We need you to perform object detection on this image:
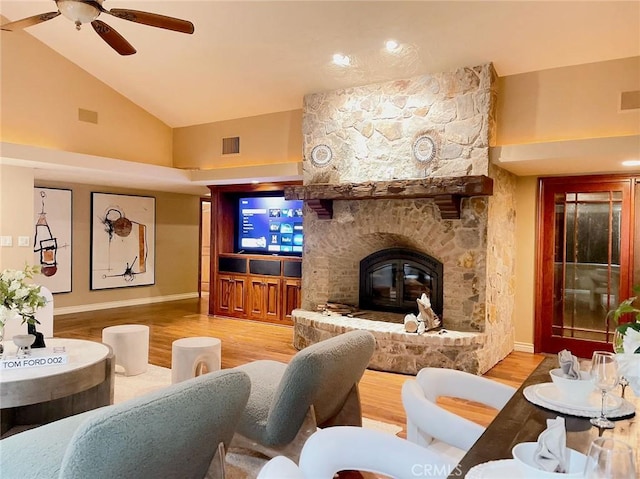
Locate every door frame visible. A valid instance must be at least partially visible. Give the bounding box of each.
[199,197,211,297]
[535,174,635,357]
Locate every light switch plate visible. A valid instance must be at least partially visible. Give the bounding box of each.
[18,236,30,247]
[0,236,12,247]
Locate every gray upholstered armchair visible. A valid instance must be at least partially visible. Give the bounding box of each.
[0,369,251,479]
[231,330,376,461]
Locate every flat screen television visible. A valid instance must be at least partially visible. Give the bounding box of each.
[237,196,304,255]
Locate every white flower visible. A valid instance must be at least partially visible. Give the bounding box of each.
[14,287,29,300]
[0,305,20,323]
[0,265,45,327]
[622,327,640,354]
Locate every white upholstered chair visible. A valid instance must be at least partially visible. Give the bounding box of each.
[257,426,454,479]
[3,285,54,340]
[401,367,516,466]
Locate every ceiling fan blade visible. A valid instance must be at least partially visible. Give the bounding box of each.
[106,9,194,34]
[91,20,136,56]
[1,12,60,31]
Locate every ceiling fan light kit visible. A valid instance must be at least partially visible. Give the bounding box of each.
[57,0,100,29]
[0,0,194,55]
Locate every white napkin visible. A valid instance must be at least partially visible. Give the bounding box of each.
[558,349,581,379]
[534,417,568,473]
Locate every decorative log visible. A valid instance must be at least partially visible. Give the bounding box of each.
[404,313,419,333]
[285,175,493,220]
[416,293,441,331]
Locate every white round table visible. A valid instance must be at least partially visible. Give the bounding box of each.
[0,338,115,436]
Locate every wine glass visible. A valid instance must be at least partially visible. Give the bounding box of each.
[583,437,636,478]
[612,328,629,397]
[590,351,619,429]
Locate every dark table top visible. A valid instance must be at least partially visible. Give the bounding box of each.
[449,355,639,478]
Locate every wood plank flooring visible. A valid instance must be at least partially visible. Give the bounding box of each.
[53,297,545,433]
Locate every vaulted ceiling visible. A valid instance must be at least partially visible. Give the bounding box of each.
[2,1,638,128]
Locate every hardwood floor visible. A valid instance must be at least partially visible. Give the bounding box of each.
[54,296,545,433]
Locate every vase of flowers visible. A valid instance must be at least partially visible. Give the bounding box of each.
[0,265,47,351]
[609,285,640,395]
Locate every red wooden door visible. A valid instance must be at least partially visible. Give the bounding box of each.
[537,175,634,358]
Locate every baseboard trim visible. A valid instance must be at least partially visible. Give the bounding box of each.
[514,341,535,354]
[54,292,200,316]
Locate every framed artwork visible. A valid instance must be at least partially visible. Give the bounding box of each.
[34,187,72,293]
[91,192,155,290]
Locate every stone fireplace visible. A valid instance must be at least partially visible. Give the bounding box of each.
[287,64,517,375]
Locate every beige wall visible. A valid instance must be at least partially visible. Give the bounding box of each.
[497,56,640,145]
[513,176,538,348]
[33,181,200,309]
[498,57,640,350]
[0,165,35,269]
[1,28,173,166]
[173,109,302,169]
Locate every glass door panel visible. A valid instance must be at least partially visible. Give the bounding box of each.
[403,263,433,302]
[370,263,397,303]
[552,192,621,343]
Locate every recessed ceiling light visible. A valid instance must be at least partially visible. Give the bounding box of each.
[332,53,351,67]
[385,39,400,52]
[622,160,640,167]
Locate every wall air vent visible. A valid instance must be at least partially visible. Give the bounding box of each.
[78,108,98,124]
[222,136,240,155]
[621,91,640,111]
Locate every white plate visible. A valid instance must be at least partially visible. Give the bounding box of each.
[523,384,636,418]
[465,459,525,478]
[534,383,621,412]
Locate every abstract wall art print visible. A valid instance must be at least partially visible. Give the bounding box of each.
[91,193,155,290]
[33,187,72,293]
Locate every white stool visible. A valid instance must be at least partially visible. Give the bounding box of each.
[101,324,149,376]
[171,337,222,384]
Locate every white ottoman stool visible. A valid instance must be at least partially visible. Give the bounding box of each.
[171,337,222,384]
[101,324,149,376]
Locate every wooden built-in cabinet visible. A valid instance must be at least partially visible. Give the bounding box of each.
[283,279,302,322]
[249,276,281,321]
[213,254,301,324]
[216,273,247,317]
[208,182,303,325]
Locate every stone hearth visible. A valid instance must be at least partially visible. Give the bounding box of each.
[294,64,517,375]
[293,310,485,374]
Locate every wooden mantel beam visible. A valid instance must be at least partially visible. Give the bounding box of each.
[284,175,493,220]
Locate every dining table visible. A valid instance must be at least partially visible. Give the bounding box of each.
[448,354,638,478]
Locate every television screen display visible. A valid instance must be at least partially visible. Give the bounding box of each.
[237,196,303,255]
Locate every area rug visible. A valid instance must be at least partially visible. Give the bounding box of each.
[114,364,403,478]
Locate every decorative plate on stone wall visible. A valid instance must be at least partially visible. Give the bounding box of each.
[310,144,333,167]
[412,135,437,163]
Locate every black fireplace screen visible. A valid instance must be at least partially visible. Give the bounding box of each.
[359,248,443,316]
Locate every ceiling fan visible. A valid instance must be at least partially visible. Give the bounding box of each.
[0,0,194,56]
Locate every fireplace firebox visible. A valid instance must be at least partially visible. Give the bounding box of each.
[359,248,443,317]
